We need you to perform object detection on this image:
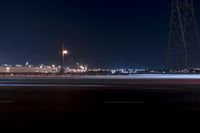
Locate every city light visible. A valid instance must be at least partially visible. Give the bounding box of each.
[80,65,84,70]
[52,64,55,68]
[6,67,10,71]
[63,50,68,55]
[6,67,10,72]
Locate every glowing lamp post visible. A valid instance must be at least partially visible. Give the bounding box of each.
[63,50,68,55]
[60,46,68,74]
[6,67,10,73]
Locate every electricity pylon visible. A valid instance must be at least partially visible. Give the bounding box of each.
[168,0,200,68]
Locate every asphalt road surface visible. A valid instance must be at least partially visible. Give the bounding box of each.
[0,75,200,132]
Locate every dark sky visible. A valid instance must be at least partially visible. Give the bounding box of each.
[0,0,200,68]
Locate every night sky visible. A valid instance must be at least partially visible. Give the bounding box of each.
[0,0,200,68]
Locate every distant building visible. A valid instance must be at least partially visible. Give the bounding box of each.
[15,64,22,67]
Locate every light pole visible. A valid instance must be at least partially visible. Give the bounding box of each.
[60,45,68,74]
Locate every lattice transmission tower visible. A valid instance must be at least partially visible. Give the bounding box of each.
[168,0,200,68]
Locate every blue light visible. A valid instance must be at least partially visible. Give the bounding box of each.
[129,74,200,79]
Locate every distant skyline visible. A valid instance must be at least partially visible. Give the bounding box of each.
[0,0,200,68]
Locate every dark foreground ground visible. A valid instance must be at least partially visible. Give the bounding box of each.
[0,77,200,132]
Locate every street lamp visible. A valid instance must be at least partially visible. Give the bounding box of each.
[60,45,68,74]
[63,50,68,55]
[6,67,10,73]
